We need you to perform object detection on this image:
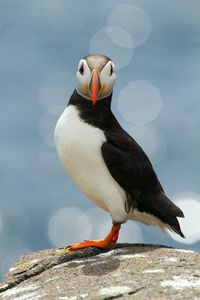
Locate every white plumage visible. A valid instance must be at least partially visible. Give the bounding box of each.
[53,55,184,247]
[54,104,168,229]
[54,105,127,224]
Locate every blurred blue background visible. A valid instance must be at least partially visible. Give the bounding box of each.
[0,0,200,278]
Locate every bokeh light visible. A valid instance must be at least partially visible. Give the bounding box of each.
[84,207,110,240]
[90,27,134,69]
[83,206,142,243]
[48,207,92,247]
[96,217,143,244]
[106,26,134,49]
[107,5,152,47]
[48,206,143,247]
[122,123,167,164]
[118,81,163,124]
[168,193,200,244]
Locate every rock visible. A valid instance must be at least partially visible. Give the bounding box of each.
[0,244,200,299]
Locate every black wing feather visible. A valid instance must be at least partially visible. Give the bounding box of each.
[101,127,184,237]
[102,129,163,196]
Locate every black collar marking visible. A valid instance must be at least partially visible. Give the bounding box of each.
[67,89,184,237]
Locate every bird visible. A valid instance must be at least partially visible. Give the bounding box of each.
[54,54,184,251]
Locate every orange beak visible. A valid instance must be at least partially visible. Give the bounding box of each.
[89,69,101,105]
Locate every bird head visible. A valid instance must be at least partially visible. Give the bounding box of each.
[76,54,116,105]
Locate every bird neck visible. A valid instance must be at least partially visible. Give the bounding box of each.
[68,90,117,130]
[68,89,112,109]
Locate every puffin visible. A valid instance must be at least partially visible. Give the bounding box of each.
[54,54,184,250]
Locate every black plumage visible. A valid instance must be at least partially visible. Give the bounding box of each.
[68,90,185,238]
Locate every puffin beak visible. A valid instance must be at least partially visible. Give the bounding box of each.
[89,68,101,105]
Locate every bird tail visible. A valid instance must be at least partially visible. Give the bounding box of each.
[136,191,185,238]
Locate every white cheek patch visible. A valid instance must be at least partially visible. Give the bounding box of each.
[76,59,116,100]
[76,59,91,98]
[100,61,116,98]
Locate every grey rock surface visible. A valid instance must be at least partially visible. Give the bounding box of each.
[0,244,200,300]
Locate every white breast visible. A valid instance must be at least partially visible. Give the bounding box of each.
[54,105,127,224]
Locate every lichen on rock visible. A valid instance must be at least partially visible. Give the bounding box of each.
[0,244,200,299]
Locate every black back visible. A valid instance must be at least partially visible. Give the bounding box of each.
[68,90,184,237]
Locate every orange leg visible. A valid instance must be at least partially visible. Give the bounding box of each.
[111,230,120,244]
[67,224,121,251]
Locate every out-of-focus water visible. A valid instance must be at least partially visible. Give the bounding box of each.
[0,0,200,278]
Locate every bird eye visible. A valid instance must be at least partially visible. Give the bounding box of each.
[110,64,113,76]
[79,63,84,75]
